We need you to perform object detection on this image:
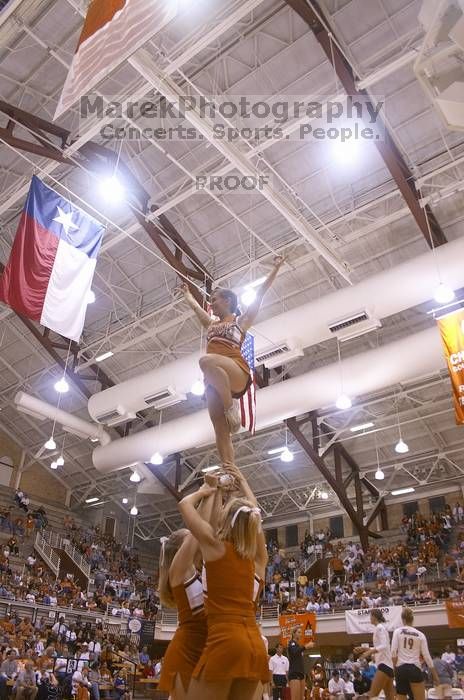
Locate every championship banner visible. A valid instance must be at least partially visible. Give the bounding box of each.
[437,308,464,424]
[345,606,403,634]
[279,612,316,646]
[445,600,464,628]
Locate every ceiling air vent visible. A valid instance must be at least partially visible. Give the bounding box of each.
[328,310,381,341]
[255,340,304,369]
[143,387,185,409]
[94,408,136,426]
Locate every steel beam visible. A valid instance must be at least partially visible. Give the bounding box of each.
[284,0,447,248]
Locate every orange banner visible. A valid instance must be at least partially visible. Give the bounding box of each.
[446,600,464,628]
[279,612,317,646]
[437,309,464,424]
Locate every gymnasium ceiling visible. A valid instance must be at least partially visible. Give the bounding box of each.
[1,0,464,541]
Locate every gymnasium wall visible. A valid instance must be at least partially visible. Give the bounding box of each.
[272,488,464,547]
[0,428,67,505]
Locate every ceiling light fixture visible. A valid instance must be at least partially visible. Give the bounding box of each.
[202,465,220,473]
[395,438,409,454]
[50,461,58,470]
[241,287,257,307]
[122,498,128,504]
[374,433,384,480]
[56,456,64,467]
[280,447,294,463]
[54,377,69,394]
[434,283,455,305]
[375,467,385,480]
[130,505,138,516]
[394,396,409,455]
[350,422,374,432]
[95,351,114,363]
[99,175,125,202]
[391,487,415,496]
[191,379,205,396]
[336,394,352,410]
[129,471,141,483]
[44,437,56,450]
[267,446,287,455]
[150,452,163,465]
[85,497,99,504]
[319,490,329,500]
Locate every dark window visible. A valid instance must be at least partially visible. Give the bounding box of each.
[286,524,298,547]
[329,516,344,539]
[403,501,418,518]
[429,496,446,514]
[266,528,278,546]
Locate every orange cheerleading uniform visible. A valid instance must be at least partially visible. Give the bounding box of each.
[158,572,207,693]
[193,541,269,682]
[206,316,251,397]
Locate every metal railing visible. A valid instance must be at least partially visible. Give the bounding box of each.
[34,531,60,578]
[157,603,281,628]
[41,530,90,580]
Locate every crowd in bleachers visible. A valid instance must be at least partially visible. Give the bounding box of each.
[264,505,464,613]
[0,611,164,700]
[0,494,159,620]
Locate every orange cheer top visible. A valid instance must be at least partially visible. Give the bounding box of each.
[193,541,269,683]
[158,572,207,693]
[206,316,250,375]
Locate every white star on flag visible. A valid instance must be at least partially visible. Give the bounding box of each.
[53,207,79,237]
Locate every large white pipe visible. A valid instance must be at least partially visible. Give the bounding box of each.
[88,237,464,425]
[14,391,112,446]
[93,326,446,481]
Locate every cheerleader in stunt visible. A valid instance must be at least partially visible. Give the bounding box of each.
[178,464,269,700]
[180,256,284,466]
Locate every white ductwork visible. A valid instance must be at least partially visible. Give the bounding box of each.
[88,237,464,426]
[93,325,447,485]
[14,391,112,446]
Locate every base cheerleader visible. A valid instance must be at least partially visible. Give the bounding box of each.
[180,256,284,466]
[178,467,269,700]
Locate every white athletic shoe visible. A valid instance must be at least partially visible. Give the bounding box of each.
[225,399,241,434]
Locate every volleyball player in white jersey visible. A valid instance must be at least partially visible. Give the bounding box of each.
[390,607,439,700]
[354,609,394,700]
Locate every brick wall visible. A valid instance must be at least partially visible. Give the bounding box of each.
[0,428,67,505]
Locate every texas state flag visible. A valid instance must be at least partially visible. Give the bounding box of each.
[0,176,105,341]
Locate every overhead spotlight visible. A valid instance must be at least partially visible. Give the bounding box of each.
[44,437,56,450]
[350,422,374,433]
[86,289,96,304]
[391,487,415,496]
[395,438,409,454]
[150,452,163,466]
[99,175,125,202]
[336,394,352,410]
[122,497,128,504]
[56,456,64,467]
[130,505,138,516]
[54,377,69,394]
[85,497,99,504]
[95,351,114,363]
[50,461,58,470]
[280,447,294,463]
[191,379,205,396]
[330,134,361,165]
[129,471,141,483]
[375,467,385,480]
[241,287,257,307]
[434,283,455,305]
[319,490,329,500]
